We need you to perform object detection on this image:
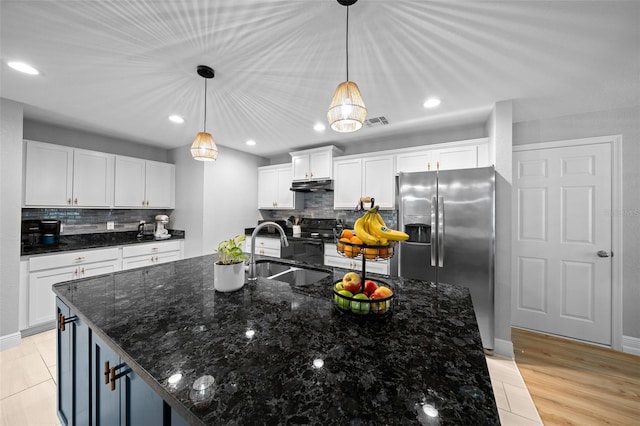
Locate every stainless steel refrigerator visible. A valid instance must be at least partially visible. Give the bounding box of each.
[397,167,495,350]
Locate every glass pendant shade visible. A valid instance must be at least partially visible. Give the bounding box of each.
[327,80,367,132]
[190,132,218,161]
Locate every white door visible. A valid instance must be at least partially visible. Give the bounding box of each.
[114,156,146,207]
[257,168,277,208]
[145,161,175,208]
[73,149,114,207]
[310,150,332,180]
[333,158,362,209]
[275,166,294,208]
[24,141,73,206]
[291,154,310,181]
[29,266,77,326]
[362,155,394,209]
[512,142,612,345]
[433,145,478,170]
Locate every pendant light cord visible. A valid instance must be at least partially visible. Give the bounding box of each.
[203,78,208,133]
[346,4,350,82]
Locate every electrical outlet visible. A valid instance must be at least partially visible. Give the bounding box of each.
[106,221,115,230]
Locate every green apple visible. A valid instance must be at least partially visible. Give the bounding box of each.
[334,281,344,292]
[334,290,353,310]
[350,293,370,315]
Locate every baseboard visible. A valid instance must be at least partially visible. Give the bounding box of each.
[493,338,514,358]
[622,335,640,355]
[0,332,22,351]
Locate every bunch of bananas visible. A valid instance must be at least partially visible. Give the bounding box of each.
[354,206,409,246]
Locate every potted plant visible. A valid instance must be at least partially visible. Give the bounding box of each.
[213,234,249,292]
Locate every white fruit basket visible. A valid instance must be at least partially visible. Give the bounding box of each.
[332,279,396,319]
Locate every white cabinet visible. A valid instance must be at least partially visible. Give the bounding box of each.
[257,164,300,209]
[324,243,389,275]
[394,139,489,174]
[290,145,342,181]
[244,237,281,258]
[432,145,478,171]
[334,154,395,210]
[395,150,434,174]
[114,156,175,208]
[24,141,113,207]
[28,248,121,328]
[121,240,183,270]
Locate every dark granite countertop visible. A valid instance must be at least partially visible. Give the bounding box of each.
[21,230,185,256]
[52,255,498,426]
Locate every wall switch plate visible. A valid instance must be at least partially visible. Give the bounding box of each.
[107,221,115,230]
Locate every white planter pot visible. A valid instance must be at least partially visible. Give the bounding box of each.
[213,262,246,292]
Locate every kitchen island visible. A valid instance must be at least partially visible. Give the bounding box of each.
[53,255,498,425]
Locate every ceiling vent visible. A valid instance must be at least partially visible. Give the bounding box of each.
[364,116,389,127]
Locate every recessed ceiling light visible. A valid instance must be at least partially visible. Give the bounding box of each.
[423,98,441,108]
[246,140,256,146]
[314,123,326,132]
[168,115,184,124]
[8,61,39,75]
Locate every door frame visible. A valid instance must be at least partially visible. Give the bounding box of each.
[512,135,623,350]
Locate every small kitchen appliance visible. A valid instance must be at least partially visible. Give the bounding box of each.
[154,215,171,240]
[21,219,61,249]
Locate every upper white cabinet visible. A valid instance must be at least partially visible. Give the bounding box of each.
[334,154,395,210]
[24,141,113,207]
[114,156,175,208]
[290,145,343,181]
[258,164,300,209]
[394,138,489,174]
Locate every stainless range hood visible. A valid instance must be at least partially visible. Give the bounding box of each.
[290,179,334,192]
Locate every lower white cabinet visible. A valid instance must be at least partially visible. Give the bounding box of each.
[28,248,120,328]
[121,240,184,270]
[323,243,389,275]
[244,237,281,258]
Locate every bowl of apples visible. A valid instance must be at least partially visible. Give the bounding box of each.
[333,271,395,319]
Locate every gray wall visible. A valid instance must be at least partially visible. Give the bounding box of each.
[267,122,487,164]
[0,99,24,341]
[24,119,169,162]
[169,144,266,259]
[513,105,640,339]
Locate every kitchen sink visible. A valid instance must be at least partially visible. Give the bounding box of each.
[251,260,330,286]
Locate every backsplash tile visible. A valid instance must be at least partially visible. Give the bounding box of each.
[260,192,398,230]
[22,208,172,235]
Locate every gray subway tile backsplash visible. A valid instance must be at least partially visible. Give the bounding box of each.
[22,208,172,235]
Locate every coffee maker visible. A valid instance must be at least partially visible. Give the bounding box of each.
[154,215,171,240]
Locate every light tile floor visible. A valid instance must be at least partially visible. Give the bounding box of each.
[1,331,542,425]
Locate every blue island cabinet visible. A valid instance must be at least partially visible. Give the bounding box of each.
[56,297,190,426]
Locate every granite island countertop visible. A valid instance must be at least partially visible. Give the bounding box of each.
[53,255,498,425]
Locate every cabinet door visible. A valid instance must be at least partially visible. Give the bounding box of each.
[333,158,362,209]
[92,333,121,426]
[120,368,164,426]
[73,149,114,207]
[310,150,332,180]
[145,161,175,208]
[395,150,433,174]
[56,299,72,426]
[114,156,146,207]
[257,168,277,208]
[275,167,294,208]
[433,145,478,170]
[24,141,73,206]
[291,154,310,181]
[30,266,76,327]
[122,255,155,270]
[362,155,394,209]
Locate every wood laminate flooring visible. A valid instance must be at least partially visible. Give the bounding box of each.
[512,327,640,426]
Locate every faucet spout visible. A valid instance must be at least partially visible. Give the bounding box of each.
[247,222,289,281]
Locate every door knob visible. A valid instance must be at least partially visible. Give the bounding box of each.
[597,250,610,258]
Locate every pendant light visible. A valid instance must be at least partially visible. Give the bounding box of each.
[191,65,219,161]
[327,0,367,133]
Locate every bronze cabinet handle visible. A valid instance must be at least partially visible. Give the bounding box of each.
[58,313,78,332]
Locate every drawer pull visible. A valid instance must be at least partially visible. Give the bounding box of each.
[58,313,77,332]
[74,256,85,262]
[151,247,159,252]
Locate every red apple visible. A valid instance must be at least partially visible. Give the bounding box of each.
[342,272,362,293]
[363,280,378,297]
[370,286,393,314]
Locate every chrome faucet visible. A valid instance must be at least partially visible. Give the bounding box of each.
[247,221,289,281]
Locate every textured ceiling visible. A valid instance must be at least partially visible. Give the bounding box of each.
[1,1,638,157]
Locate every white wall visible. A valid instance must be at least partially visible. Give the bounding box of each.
[513,105,640,339]
[487,101,513,356]
[0,98,24,346]
[169,144,265,259]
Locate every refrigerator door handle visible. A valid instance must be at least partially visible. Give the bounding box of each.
[438,196,444,267]
[430,196,437,266]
